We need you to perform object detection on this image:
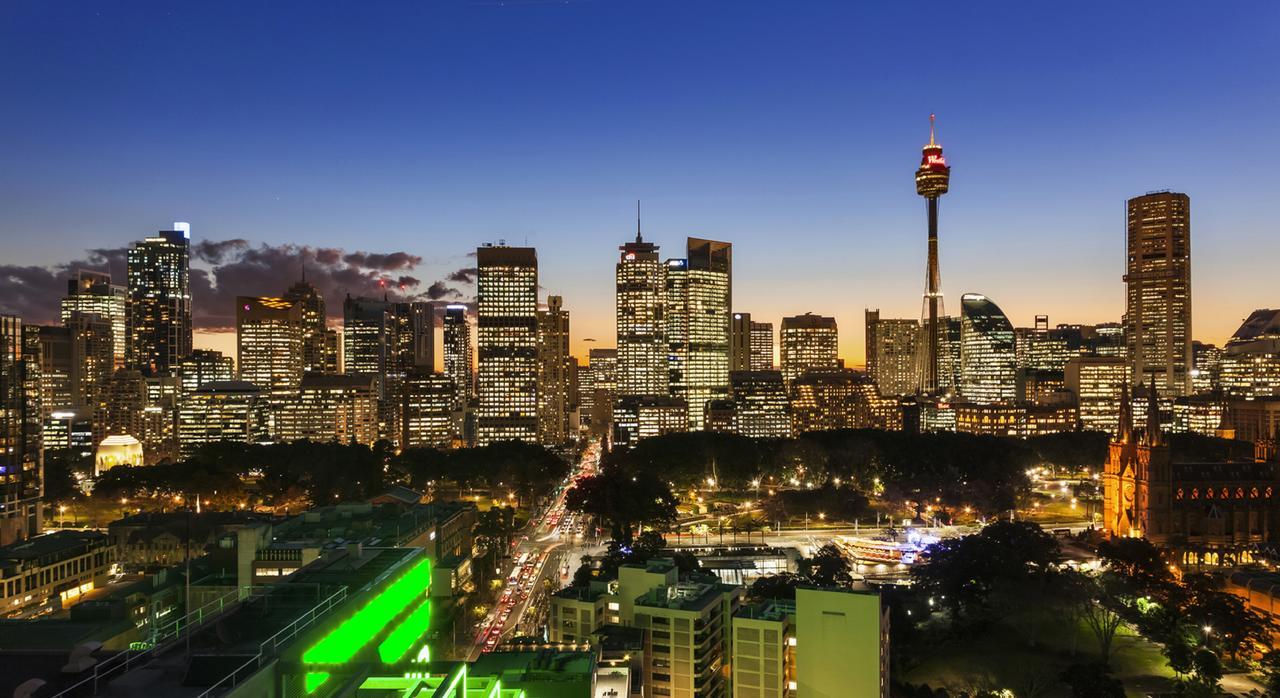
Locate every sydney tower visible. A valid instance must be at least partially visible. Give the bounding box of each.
[915,114,951,395]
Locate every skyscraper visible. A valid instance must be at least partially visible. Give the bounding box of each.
[283,278,338,374]
[276,373,379,445]
[1125,191,1192,396]
[475,245,539,445]
[749,321,774,371]
[401,370,457,448]
[915,116,951,395]
[730,312,753,372]
[390,301,434,374]
[443,304,474,409]
[61,270,127,369]
[0,316,43,544]
[342,296,391,380]
[176,381,270,456]
[179,349,235,396]
[537,295,571,444]
[667,238,732,430]
[583,347,618,435]
[616,210,667,399]
[780,313,839,386]
[865,309,920,397]
[126,224,192,377]
[729,370,791,438]
[959,293,1017,404]
[236,296,305,402]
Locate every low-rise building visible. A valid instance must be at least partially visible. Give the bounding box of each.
[0,531,116,617]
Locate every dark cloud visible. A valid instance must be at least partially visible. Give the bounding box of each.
[424,281,463,300]
[341,251,422,271]
[0,247,128,325]
[447,267,478,284]
[0,240,471,331]
[193,239,249,264]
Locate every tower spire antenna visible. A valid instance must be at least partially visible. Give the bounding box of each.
[636,199,642,243]
[929,113,937,147]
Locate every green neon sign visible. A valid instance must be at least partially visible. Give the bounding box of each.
[378,597,433,663]
[302,557,432,666]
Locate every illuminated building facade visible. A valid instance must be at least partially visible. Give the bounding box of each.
[750,320,774,371]
[1220,309,1280,399]
[731,599,796,698]
[613,395,689,447]
[276,373,379,445]
[0,316,42,545]
[237,296,305,402]
[94,434,144,475]
[284,278,339,374]
[442,304,473,410]
[958,293,1017,404]
[582,348,617,435]
[35,315,113,414]
[1065,356,1128,435]
[666,238,732,430]
[475,245,539,445]
[865,310,919,398]
[1105,388,1280,566]
[536,295,571,444]
[730,370,791,438]
[179,349,235,396]
[1191,341,1223,394]
[401,370,457,448]
[126,225,191,377]
[0,531,114,616]
[342,295,391,384]
[1171,395,1227,437]
[1125,192,1192,395]
[177,380,270,456]
[793,588,890,698]
[1225,398,1280,443]
[780,313,838,387]
[61,269,126,369]
[916,115,951,396]
[43,408,94,457]
[617,220,668,398]
[730,312,753,372]
[790,369,899,434]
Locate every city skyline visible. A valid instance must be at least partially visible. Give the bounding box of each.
[3,2,1278,366]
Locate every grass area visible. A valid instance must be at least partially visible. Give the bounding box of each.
[902,612,1178,697]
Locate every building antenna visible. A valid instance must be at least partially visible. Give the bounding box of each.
[929,113,937,147]
[636,199,642,243]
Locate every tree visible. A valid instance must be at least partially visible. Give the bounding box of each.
[1062,570,1129,665]
[1058,663,1124,698]
[799,544,852,587]
[1259,650,1280,696]
[749,573,805,601]
[911,520,1060,627]
[564,467,677,545]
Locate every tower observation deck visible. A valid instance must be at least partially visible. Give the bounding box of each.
[916,114,951,395]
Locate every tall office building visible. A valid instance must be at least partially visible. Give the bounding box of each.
[916,116,951,395]
[616,213,668,398]
[750,321,774,371]
[401,370,457,448]
[34,316,113,416]
[178,349,235,397]
[275,373,379,445]
[283,278,338,374]
[342,296,391,380]
[0,316,43,545]
[176,381,270,456]
[537,296,571,444]
[236,296,305,402]
[61,270,127,369]
[791,369,900,434]
[390,302,434,374]
[126,224,191,377]
[730,312,753,372]
[865,310,920,397]
[959,293,1017,404]
[780,313,839,386]
[1125,192,1192,395]
[583,347,618,435]
[443,304,474,409]
[667,238,732,430]
[730,370,791,438]
[475,245,539,445]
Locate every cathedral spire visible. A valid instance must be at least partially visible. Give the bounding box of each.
[1118,381,1133,444]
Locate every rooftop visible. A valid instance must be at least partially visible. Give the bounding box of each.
[0,530,109,563]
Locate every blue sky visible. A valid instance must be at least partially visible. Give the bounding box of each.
[2,1,1277,363]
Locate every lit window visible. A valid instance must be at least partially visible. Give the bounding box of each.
[787,637,796,647]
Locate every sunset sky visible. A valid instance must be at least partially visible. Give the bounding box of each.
[3,1,1277,367]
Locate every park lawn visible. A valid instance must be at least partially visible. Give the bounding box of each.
[902,615,1177,698]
